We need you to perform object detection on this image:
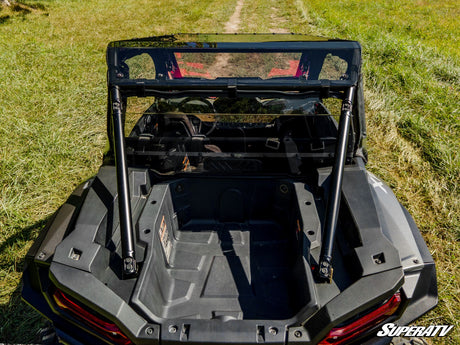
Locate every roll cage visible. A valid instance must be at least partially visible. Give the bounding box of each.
[105,34,366,282]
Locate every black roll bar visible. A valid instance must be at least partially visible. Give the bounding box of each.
[318,86,356,283]
[110,86,138,278]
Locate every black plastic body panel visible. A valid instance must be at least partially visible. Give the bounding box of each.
[25,180,90,263]
[22,163,437,345]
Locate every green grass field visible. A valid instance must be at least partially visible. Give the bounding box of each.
[0,0,458,343]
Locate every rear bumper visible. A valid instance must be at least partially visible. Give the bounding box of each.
[23,261,436,345]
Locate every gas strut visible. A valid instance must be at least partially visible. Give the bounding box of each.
[111,86,138,278]
[318,86,356,283]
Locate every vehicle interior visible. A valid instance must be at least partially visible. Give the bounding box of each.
[124,96,342,175]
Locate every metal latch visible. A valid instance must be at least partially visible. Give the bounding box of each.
[265,138,280,150]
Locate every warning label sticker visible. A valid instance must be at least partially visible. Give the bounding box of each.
[158,215,172,263]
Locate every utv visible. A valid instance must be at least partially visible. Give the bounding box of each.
[22,34,437,345]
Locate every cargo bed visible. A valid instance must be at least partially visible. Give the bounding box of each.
[132,178,318,322]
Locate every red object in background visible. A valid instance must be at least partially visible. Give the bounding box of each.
[268,60,299,77]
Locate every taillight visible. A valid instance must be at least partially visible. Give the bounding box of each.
[319,292,402,345]
[52,289,132,345]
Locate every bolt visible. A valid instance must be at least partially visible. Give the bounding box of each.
[38,252,46,259]
[280,184,289,194]
[294,330,302,338]
[116,72,124,78]
[413,259,419,264]
[268,327,278,335]
[145,327,154,335]
[175,184,184,193]
[169,325,177,334]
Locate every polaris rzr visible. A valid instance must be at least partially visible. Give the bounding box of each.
[22,34,437,345]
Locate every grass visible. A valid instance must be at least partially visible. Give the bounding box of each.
[0,0,238,342]
[289,0,459,343]
[0,0,458,343]
[300,2,460,344]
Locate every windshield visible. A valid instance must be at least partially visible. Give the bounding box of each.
[109,41,361,85]
[123,95,343,175]
[122,51,350,81]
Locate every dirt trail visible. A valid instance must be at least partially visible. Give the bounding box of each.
[208,0,290,77]
[224,0,244,33]
[208,0,244,77]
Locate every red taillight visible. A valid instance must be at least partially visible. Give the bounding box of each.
[52,289,132,345]
[319,292,402,345]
